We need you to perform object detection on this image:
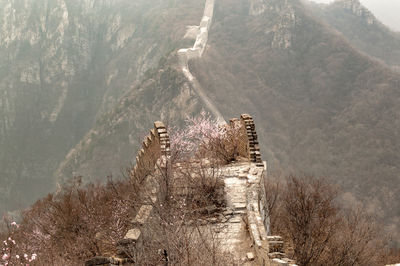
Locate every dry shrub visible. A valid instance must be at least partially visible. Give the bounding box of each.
[4,175,140,265]
[173,159,225,210]
[125,149,231,265]
[134,194,236,265]
[1,113,238,265]
[112,159,233,265]
[205,123,246,164]
[267,175,392,266]
[1,157,228,265]
[387,248,400,264]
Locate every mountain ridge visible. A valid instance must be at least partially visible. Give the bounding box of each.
[305,0,400,70]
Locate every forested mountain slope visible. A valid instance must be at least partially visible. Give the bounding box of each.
[305,0,400,70]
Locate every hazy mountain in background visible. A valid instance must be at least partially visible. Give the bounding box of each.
[0,0,204,212]
[309,0,400,33]
[1,0,399,243]
[305,0,400,71]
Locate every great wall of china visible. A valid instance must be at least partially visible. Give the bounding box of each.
[86,114,297,266]
[177,0,226,125]
[86,2,297,265]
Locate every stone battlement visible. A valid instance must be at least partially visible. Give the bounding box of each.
[130,121,170,182]
[85,114,296,266]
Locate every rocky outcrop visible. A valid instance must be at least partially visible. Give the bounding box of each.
[0,0,201,213]
[248,0,300,49]
[335,0,375,25]
[249,0,268,16]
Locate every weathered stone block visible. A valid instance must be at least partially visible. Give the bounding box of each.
[124,228,141,242]
[272,258,289,265]
[154,121,165,129]
[157,128,167,134]
[131,205,153,226]
[247,252,255,261]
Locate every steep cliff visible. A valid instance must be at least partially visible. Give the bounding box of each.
[0,0,204,212]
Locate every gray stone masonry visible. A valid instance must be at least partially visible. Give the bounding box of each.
[85,114,296,265]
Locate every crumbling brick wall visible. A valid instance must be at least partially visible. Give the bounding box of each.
[86,122,170,266]
[130,121,170,181]
[86,115,295,266]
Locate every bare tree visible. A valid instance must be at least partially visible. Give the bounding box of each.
[269,175,392,266]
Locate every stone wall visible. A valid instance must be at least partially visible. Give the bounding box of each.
[240,114,263,166]
[246,164,271,265]
[178,0,215,63]
[177,0,226,125]
[231,114,296,265]
[131,121,170,181]
[116,121,170,260]
[86,115,297,265]
[86,122,170,266]
[227,114,263,165]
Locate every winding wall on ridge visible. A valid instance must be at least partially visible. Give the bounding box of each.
[177,0,226,125]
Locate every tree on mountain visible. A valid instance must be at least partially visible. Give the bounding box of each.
[268,175,391,266]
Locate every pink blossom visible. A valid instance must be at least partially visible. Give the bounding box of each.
[1,253,9,260]
[10,222,19,228]
[29,253,37,262]
[170,111,223,157]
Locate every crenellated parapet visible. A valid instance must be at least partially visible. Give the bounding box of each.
[227,114,295,265]
[86,122,170,266]
[227,114,263,166]
[240,114,263,166]
[130,121,170,181]
[115,122,170,260]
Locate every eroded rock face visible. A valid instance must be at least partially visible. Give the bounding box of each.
[336,0,375,25]
[0,0,203,212]
[270,5,299,49]
[0,0,104,208]
[0,0,132,131]
[249,0,300,49]
[249,0,268,16]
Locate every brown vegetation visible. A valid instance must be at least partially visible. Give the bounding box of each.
[132,161,234,265]
[0,147,230,265]
[1,175,140,265]
[266,175,396,266]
